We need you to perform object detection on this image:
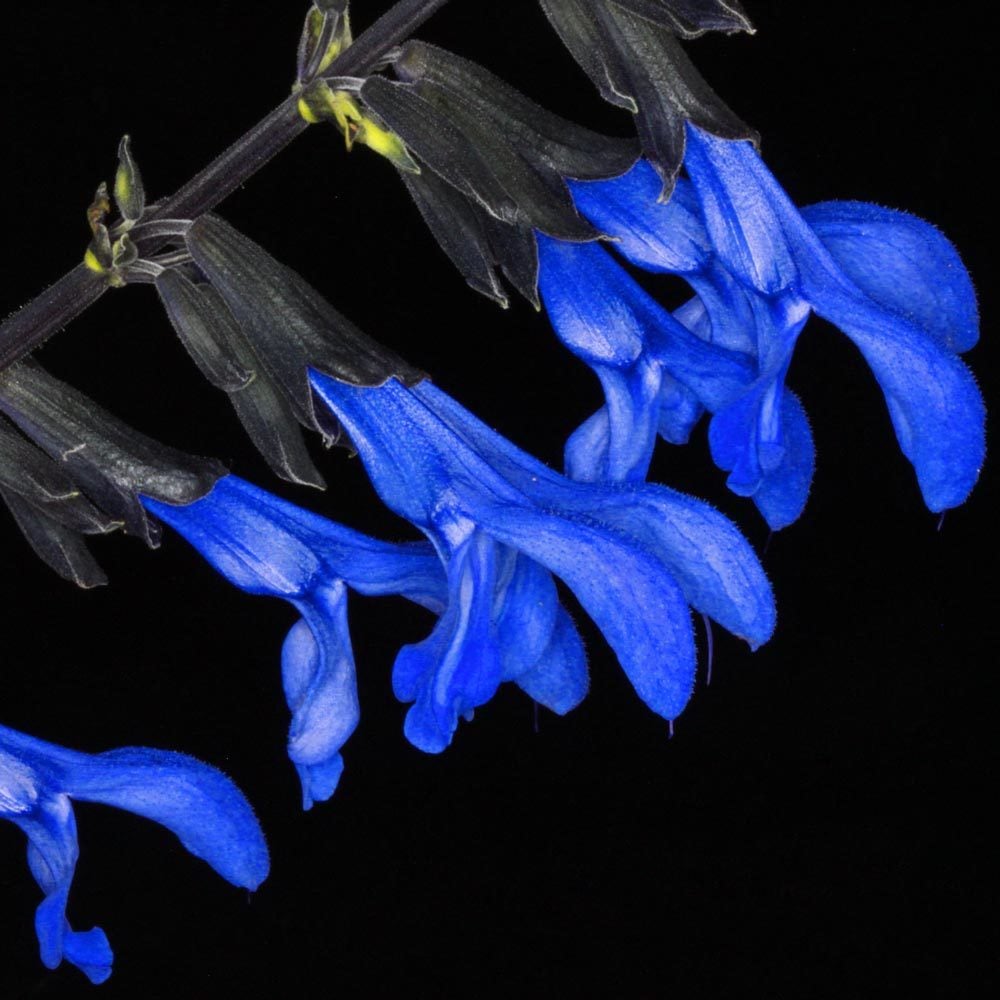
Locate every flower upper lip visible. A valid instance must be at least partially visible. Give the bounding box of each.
[1,723,268,985]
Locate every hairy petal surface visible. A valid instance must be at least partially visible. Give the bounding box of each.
[311,373,774,723]
[802,200,978,353]
[1,726,267,984]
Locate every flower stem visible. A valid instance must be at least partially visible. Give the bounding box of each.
[0,0,453,373]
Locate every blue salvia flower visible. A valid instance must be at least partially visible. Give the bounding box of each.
[308,372,775,751]
[539,172,816,526]
[536,231,754,482]
[143,475,587,784]
[142,475,448,807]
[566,125,984,527]
[538,217,816,526]
[0,723,268,984]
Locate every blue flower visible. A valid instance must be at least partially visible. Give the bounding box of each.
[308,372,775,752]
[142,475,448,807]
[567,126,984,527]
[389,534,591,752]
[0,722,268,984]
[144,476,591,772]
[536,232,754,482]
[541,172,816,526]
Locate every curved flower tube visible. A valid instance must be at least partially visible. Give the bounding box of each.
[142,475,447,807]
[0,723,268,984]
[309,372,775,752]
[568,126,984,527]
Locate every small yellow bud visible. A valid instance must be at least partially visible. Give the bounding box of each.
[83,248,107,274]
[356,119,420,174]
[316,11,351,74]
[297,81,419,173]
[114,135,145,224]
[297,96,324,125]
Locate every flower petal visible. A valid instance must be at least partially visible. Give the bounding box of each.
[802,200,978,353]
[311,376,534,526]
[685,264,761,354]
[392,530,504,752]
[565,406,612,482]
[538,236,644,366]
[313,376,773,716]
[656,370,705,445]
[538,236,754,408]
[64,748,269,890]
[404,382,774,646]
[593,361,666,481]
[283,582,359,809]
[683,126,799,294]
[748,389,814,531]
[564,483,775,646]
[18,801,112,981]
[709,383,771,497]
[58,924,114,985]
[494,552,561,681]
[514,606,589,714]
[474,501,697,720]
[143,476,447,609]
[570,163,710,273]
[142,479,321,596]
[806,278,985,512]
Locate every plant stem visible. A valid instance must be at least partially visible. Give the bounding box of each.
[0,0,452,373]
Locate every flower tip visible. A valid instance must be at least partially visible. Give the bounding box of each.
[208,821,269,891]
[239,850,271,893]
[56,925,114,984]
[403,710,452,755]
[294,756,345,811]
[88,965,114,986]
[747,598,778,651]
[740,610,776,653]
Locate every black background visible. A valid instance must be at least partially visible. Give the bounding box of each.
[1,1,994,996]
